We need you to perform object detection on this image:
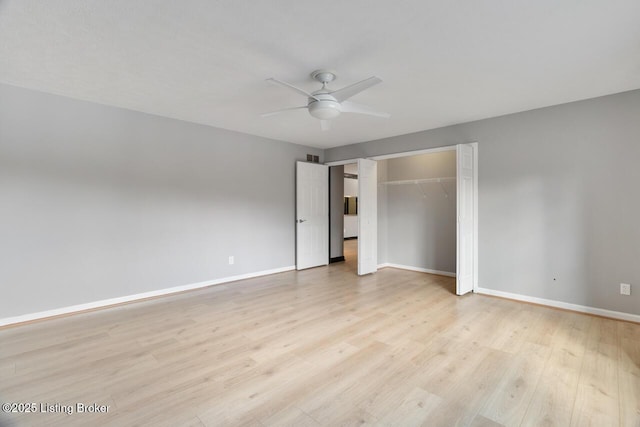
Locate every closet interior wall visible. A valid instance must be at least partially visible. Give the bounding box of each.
[378,151,457,274]
[329,165,345,260]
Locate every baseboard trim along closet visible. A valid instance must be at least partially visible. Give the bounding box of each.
[476,287,640,323]
[378,263,456,277]
[0,265,296,328]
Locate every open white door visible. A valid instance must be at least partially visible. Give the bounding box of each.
[296,161,329,270]
[357,158,377,275]
[456,143,478,294]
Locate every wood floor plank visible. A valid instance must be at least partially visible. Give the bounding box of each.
[307,341,427,425]
[478,341,551,426]
[469,414,505,427]
[618,369,640,427]
[261,405,320,427]
[377,387,442,426]
[618,321,640,427]
[195,354,316,425]
[570,317,620,427]
[326,407,380,427]
[520,314,591,427]
[175,417,207,427]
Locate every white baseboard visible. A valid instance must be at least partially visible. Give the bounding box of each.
[476,287,640,323]
[0,265,296,327]
[378,263,456,278]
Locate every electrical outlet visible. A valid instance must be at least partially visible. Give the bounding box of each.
[620,283,631,296]
[228,256,234,265]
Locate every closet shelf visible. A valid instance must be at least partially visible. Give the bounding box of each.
[379,177,456,186]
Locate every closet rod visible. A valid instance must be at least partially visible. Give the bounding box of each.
[379,177,455,186]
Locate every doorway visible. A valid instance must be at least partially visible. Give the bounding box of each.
[329,163,358,269]
[328,159,378,276]
[295,157,378,275]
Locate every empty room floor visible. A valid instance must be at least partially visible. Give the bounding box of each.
[1,262,639,426]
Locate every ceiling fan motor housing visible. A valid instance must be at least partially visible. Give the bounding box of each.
[308,94,341,120]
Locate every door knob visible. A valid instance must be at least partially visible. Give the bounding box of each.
[297,219,307,223]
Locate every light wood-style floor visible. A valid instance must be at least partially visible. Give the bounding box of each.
[1,241,639,426]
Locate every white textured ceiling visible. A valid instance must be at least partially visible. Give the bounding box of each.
[1,1,640,149]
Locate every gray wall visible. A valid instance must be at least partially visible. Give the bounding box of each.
[0,83,321,318]
[329,165,344,259]
[381,151,457,273]
[344,176,358,196]
[327,89,640,315]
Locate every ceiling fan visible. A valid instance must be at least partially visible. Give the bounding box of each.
[262,69,390,130]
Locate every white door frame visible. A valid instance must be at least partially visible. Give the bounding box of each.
[325,159,378,275]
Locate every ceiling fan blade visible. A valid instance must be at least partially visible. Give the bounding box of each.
[266,78,319,101]
[329,76,382,102]
[340,101,390,118]
[260,106,308,117]
[320,120,330,131]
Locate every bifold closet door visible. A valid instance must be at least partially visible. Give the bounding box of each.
[358,158,377,275]
[456,143,477,295]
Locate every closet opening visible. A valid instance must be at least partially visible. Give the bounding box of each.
[326,143,477,294]
[377,150,458,293]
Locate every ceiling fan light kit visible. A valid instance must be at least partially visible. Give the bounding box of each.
[308,95,341,120]
[263,69,390,130]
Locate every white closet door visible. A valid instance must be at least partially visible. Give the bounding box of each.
[456,143,477,294]
[296,161,328,270]
[358,158,377,275]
